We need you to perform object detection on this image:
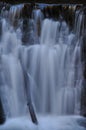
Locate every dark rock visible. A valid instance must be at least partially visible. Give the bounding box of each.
[77,118,86,128]
[21,4,33,19]
[81,34,86,117]
[0,2,10,13]
[22,19,34,45]
[81,84,86,117]
[42,5,75,29]
[0,0,86,5]
[0,99,6,125]
[42,5,62,19]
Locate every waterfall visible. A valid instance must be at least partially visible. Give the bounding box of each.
[21,6,83,115]
[0,3,84,119]
[25,18,83,115]
[0,4,84,130]
[0,18,27,117]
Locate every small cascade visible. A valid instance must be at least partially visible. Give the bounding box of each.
[32,9,44,43]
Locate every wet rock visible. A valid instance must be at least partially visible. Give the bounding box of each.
[22,19,34,45]
[21,4,33,19]
[0,0,86,5]
[0,99,6,125]
[42,5,62,19]
[0,2,10,13]
[63,6,75,29]
[81,34,86,117]
[52,5,62,20]
[22,19,29,44]
[42,5,76,29]
[81,82,86,117]
[77,118,86,128]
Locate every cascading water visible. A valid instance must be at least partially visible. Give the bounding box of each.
[0,3,86,130]
[21,9,83,115]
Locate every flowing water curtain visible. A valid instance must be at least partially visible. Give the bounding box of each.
[22,5,84,115]
[0,3,84,117]
[0,6,28,117]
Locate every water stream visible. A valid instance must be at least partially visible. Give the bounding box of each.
[0,3,85,130]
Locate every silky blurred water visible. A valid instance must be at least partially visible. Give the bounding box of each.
[0,4,85,130]
[0,116,86,130]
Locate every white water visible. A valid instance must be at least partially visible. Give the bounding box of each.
[22,19,82,115]
[0,4,85,130]
[0,116,86,130]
